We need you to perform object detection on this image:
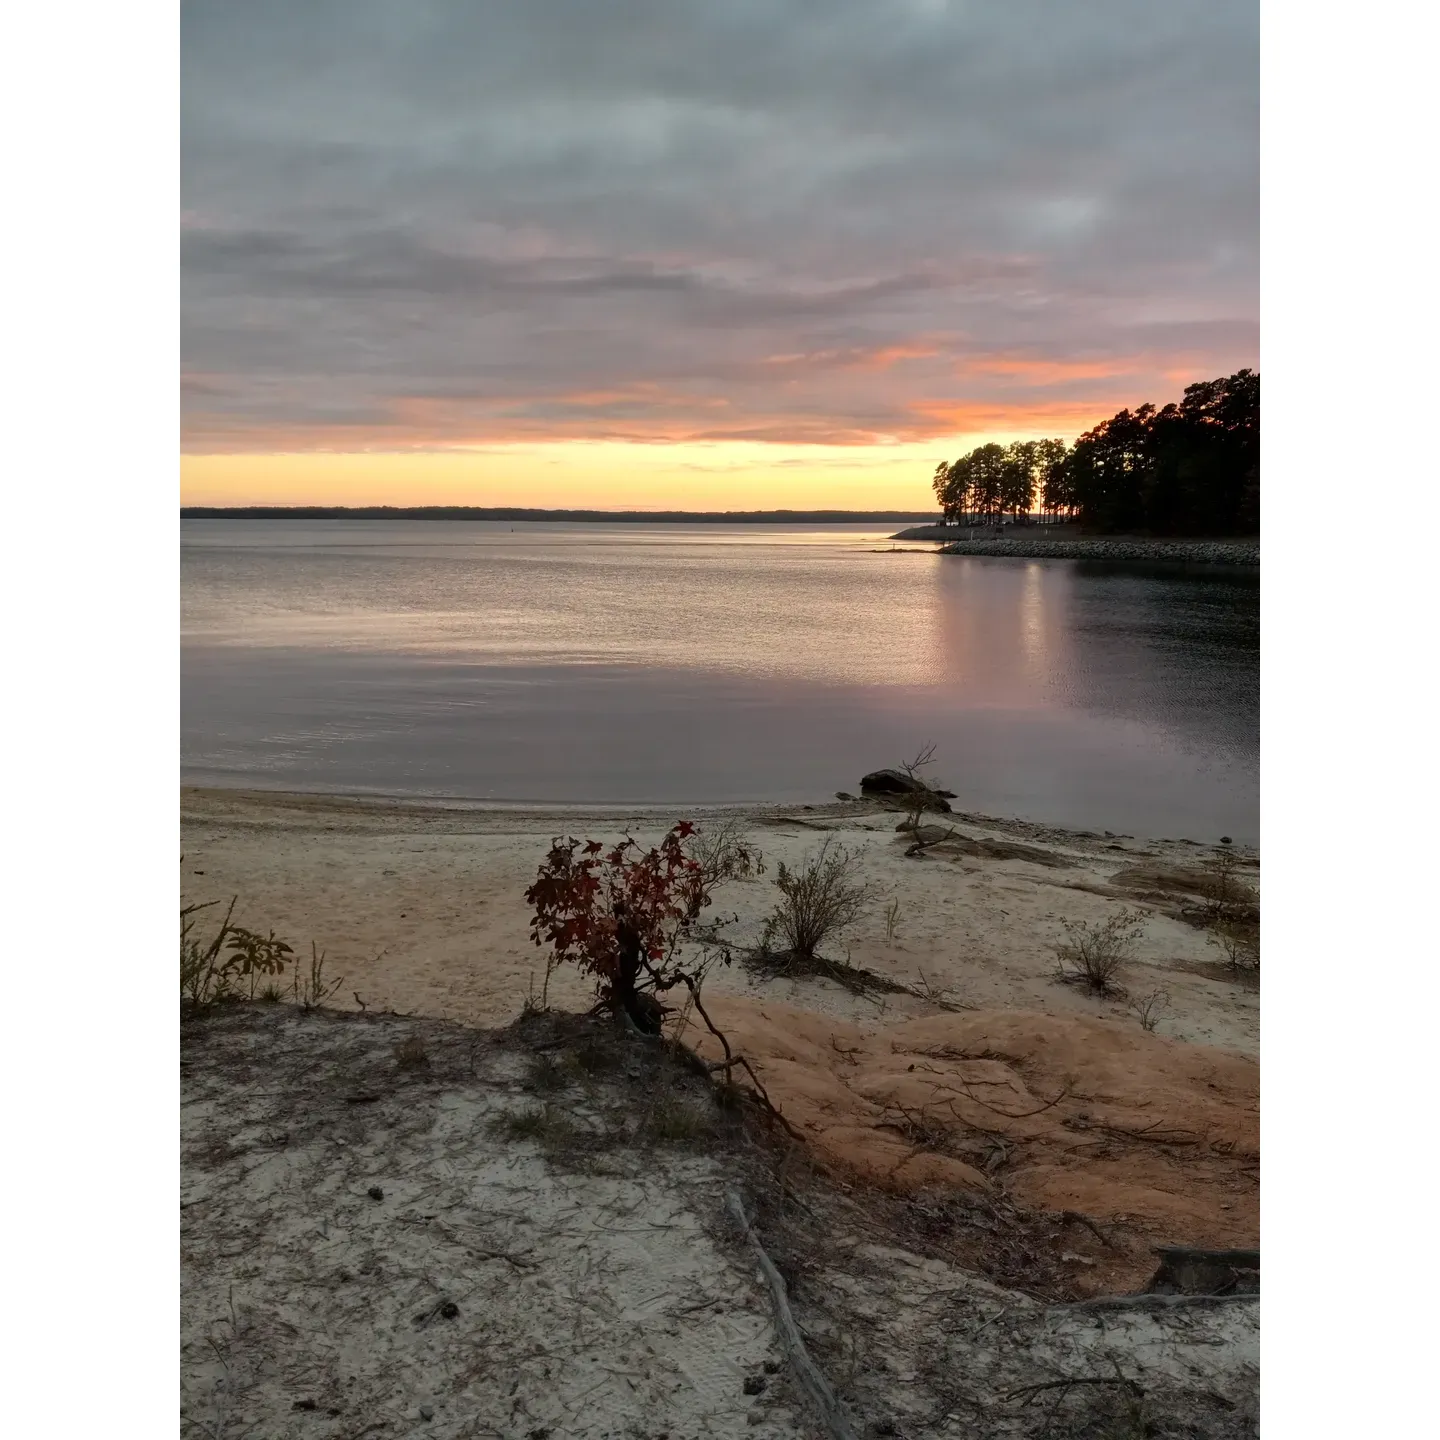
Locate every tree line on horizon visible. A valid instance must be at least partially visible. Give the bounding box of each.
[932,369,1259,535]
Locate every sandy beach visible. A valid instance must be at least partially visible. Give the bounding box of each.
[182,786,1257,1056]
[182,786,1259,1437]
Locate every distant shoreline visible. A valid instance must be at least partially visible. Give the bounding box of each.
[892,525,1259,566]
[182,506,943,524]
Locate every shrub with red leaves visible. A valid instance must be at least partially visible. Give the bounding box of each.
[525,821,750,1033]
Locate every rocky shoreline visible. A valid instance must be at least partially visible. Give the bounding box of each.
[893,527,1259,566]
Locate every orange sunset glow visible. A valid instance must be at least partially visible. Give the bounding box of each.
[182,6,1257,509]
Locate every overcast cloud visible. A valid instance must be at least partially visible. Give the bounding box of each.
[181,0,1258,451]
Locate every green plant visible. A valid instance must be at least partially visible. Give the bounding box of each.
[1053,909,1147,994]
[181,897,294,1008]
[762,839,869,961]
[182,889,339,1011]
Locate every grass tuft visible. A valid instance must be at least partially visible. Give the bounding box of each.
[638,1093,714,1144]
[490,1103,579,1147]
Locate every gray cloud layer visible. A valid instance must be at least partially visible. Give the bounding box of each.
[182,0,1257,449]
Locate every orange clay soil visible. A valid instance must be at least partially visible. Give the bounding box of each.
[673,996,1258,1294]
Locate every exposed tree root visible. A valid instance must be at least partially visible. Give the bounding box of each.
[726,1190,860,1440]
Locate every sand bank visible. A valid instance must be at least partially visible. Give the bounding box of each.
[181,787,1258,1057]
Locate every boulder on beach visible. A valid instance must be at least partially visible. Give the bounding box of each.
[859,767,957,799]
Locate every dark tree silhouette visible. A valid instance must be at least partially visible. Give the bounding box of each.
[931,370,1258,535]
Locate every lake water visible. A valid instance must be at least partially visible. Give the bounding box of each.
[181,520,1258,842]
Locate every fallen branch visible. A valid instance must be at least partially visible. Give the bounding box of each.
[429,1220,537,1270]
[643,958,806,1144]
[904,825,959,859]
[726,1191,859,1440]
[1005,1375,1142,1404]
[1066,1115,1204,1146]
[1060,1210,1115,1249]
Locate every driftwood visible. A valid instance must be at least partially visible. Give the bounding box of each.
[725,1191,859,1440]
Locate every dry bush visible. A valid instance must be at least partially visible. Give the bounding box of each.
[891,744,958,845]
[685,817,764,890]
[1199,849,1260,972]
[880,1100,956,1155]
[1053,908,1147,994]
[911,968,962,1008]
[520,966,553,1019]
[1210,916,1260,973]
[1200,850,1258,921]
[761,839,869,961]
[900,743,941,832]
[1129,988,1170,1033]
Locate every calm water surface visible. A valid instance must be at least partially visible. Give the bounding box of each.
[182,521,1258,842]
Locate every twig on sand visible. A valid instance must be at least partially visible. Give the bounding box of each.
[430,1219,537,1270]
[1060,1210,1115,1249]
[1005,1374,1142,1404]
[726,1190,859,1440]
[641,957,806,1144]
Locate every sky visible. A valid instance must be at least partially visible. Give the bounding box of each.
[181,0,1258,509]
